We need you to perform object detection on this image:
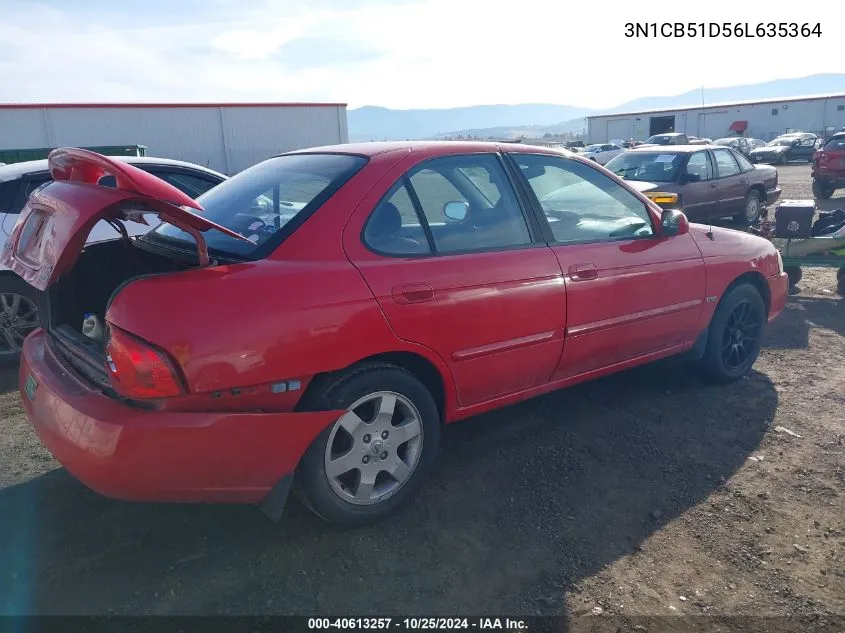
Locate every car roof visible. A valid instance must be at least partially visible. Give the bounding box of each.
[284,140,574,159]
[627,145,711,154]
[649,132,686,137]
[0,155,227,181]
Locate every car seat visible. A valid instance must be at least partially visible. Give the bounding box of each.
[366,202,428,253]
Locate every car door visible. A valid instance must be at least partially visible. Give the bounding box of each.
[793,137,817,161]
[508,152,706,379]
[710,148,746,216]
[677,150,716,221]
[344,152,567,407]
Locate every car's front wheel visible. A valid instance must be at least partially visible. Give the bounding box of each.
[295,363,441,525]
[695,283,766,383]
[0,275,41,365]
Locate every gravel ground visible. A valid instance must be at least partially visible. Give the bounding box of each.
[0,164,842,629]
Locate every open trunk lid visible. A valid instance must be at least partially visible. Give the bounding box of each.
[0,148,249,291]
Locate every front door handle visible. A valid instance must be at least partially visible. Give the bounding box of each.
[568,263,598,281]
[392,283,434,304]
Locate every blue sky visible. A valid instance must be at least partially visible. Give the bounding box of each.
[0,0,839,109]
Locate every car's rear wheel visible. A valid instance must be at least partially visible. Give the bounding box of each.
[295,363,441,525]
[837,268,845,296]
[734,190,762,224]
[0,276,41,365]
[695,283,766,383]
[812,179,835,200]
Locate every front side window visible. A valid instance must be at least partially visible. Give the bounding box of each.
[0,180,19,213]
[146,153,367,258]
[605,151,683,183]
[363,154,531,256]
[712,149,741,177]
[512,154,654,244]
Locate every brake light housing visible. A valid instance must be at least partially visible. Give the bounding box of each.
[105,326,184,399]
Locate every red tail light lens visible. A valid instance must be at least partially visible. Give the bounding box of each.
[105,326,183,399]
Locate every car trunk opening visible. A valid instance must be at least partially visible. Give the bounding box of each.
[0,148,251,399]
[41,239,202,398]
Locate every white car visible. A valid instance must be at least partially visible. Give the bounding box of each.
[579,143,623,165]
[0,156,227,362]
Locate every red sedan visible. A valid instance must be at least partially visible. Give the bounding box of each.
[3,142,788,526]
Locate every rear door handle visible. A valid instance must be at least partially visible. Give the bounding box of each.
[392,283,434,304]
[568,263,598,281]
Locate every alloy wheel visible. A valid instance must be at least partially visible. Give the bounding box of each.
[720,299,762,371]
[323,391,424,506]
[744,195,761,223]
[0,293,39,355]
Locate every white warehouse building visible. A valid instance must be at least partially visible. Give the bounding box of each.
[587,93,845,144]
[0,102,349,175]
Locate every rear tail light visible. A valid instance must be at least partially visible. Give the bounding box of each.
[105,326,183,399]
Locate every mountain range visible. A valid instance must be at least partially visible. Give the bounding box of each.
[347,73,845,142]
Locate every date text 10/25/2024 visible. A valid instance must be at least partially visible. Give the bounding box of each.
[624,22,822,38]
[307,618,529,630]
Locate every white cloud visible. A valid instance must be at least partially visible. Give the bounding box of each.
[0,0,841,109]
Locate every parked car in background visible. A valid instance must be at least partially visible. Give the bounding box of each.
[579,143,623,165]
[640,133,690,147]
[748,133,821,164]
[0,155,227,362]
[688,136,713,146]
[811,131,845,199]
[605,145,781,224]
[747,138,766,150]
[714,137,753,157]
[5,144,787,526]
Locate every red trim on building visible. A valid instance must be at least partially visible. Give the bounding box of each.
[729,120,748,133]
[0,102,347,109]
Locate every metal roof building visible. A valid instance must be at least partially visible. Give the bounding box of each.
[0,102,349,175]
[587,93,845,144]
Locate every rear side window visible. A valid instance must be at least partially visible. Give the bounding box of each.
[363,154,531,256]
[0,180,18,212]
[712,149,741,177]
[153,171,221,198]
[734,152,755,172]
[148,154,367,258]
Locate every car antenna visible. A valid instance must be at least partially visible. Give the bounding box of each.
[701,84,714,240]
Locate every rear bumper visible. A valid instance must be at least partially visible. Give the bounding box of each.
[19,330,341,504]
[811,173,845,186]
[767,272,788,322]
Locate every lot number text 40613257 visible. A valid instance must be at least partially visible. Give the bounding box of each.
[624,22,822,38]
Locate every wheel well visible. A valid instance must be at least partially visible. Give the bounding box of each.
[300,351,447,422]
[724,271,771,316]
[750,184,766,201]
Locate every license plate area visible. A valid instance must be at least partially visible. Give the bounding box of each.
[25,373,38,401]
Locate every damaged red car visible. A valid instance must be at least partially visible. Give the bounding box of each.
[4,143,788,526]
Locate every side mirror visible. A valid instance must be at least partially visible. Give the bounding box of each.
[443,201,469,222]
[680,172,701,183]
[660,209,689,237]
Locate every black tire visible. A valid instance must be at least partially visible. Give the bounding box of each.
[785,266,803,287]
[734,190,762,224]
[294,363,441,526]
[837,268,845,296]
[812,179,835,200]
[0,275,42,366]
[778,153,788,165]
[695,283,767,383]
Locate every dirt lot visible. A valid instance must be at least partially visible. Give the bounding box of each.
[0,164,842,629]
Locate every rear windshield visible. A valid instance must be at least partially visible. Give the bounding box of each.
[604,152,682,183]
[823,135,845,150]
[145,153,367,258]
